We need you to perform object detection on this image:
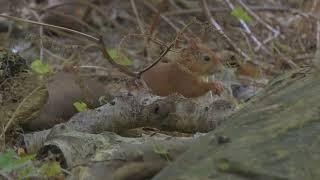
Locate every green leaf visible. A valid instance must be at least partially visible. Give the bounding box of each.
[231,6,252,23]
[0,151,36,173]
[18,165,38,180]
[73,101,88,112]
[0,150,38,179]
[153,144,171,161]
[107,49,133,66]
[153,144,168,155]
[0,150,15,171]
[31,60,52,75]
[40,161,62,177]
[13,154,36,166]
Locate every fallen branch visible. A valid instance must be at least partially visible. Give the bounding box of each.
[22,93,234,153]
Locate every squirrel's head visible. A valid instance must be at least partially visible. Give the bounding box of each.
[178,38,224,76]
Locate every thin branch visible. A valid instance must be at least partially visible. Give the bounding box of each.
[138,17,196,77]
[199,0,250,60]
[32,7,100,35]
[236,0,280,49]
[142,0,180,32]
[0,85,45,138]
[163,6,292,16]
[0,13,99,42]
[311,0,320,53]
[42,0,128,33]
[317,21,320,53]
[236,0,279,35]
[28,9,44,62]
[224,0,269,54]
[119,33,171,50]
[79,65,110,72]
[98,36,137,78]
[130,0,145,33]
[137,42,175,77]
[130,0,151,60]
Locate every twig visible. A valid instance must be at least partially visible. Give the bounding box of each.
[119,33,170,50]
[199,0,250,60]
[43,48,75,62]
[33,7,100,35]
[0,13,178,81]
[23,0,45,62]
[0,13,99,42]
[224,0,269,54]
[164,6,320,22]
[0,13,136,78]
[169,0,182,9]
[313,0,320,69]
[79,65,110,72]
[99,34,175,78]
[147,0,170,37]
[236,0,280,49]
[98,36,137,77]
[29,9,44,62]
[42,0,128,33]
[137,42,175,77]
[130,0,145,33]
[164,6,292,16]
[137,17,196,76]
[317,21,320,53]
[311,0,320,53]
[236,0,279,35]
[107,17,196,78]
[130,0,151,59]
[0,85,45,138]
[142,0,180,32]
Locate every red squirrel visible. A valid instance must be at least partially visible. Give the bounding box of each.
[141,39,224,97]
[25,40,224,130]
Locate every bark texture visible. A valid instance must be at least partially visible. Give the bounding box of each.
[154,67,320,180]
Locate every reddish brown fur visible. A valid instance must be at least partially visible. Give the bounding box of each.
[141,41,224,97]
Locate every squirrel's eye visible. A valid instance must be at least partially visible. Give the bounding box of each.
[203,55,210,62]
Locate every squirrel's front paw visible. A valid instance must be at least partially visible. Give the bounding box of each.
[210,81,224,95]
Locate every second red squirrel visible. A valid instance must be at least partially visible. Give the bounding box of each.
[141,39,224,97]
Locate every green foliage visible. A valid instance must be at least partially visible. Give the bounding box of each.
[107,49,133,66]
[17,165,37,180]
[231,6,252,23]
[0,150,37,179]
[73,101,88,112]
[0,150,16,171]
[31,60,52,75]
[40,161,62,177]
[153,144,171,162]
[0,150,63,179]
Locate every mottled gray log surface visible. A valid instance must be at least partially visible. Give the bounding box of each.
[154,67,320,180]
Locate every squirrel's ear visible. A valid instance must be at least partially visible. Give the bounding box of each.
[187,36,202,49]
[187,38,199,50]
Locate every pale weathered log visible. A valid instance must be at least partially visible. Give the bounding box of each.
[22,94,234,153]
[35,124,199,180]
